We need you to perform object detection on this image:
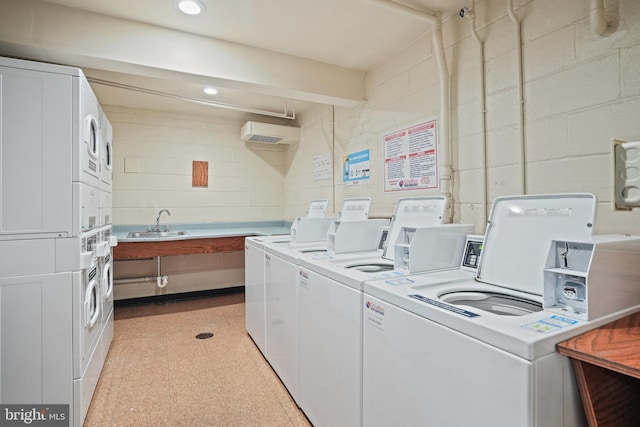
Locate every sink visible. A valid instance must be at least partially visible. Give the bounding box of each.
[126,230,188,238]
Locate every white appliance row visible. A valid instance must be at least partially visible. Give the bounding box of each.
[0,56,116,427]
[247,193,640,427]
[246,196,477,426]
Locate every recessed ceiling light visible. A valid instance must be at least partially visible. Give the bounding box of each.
[204,87,218,95]
[175,0,205,15]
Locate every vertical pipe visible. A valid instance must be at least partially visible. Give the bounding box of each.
[431,16,454,222]
[366,0,452,220]
[468,0,488,228]
[507,0,526,194]
[590,0,607,36]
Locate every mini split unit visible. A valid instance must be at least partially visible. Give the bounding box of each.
[241,121,300,144]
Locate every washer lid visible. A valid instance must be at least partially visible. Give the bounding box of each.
[339,197,371,221]
[477,193,596,296]
[382,196,446,260]
[306,199,329,217]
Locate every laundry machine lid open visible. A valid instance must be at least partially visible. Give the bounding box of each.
[381,196,447,260]
[476,193,596,296]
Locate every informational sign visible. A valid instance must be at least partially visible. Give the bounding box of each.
[342,149,370,185]
[383,118,439,192]
[312,153,332,181]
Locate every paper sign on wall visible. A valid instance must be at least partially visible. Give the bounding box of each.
[383,118,439,192]
[343,149,370,185]
[312,153,332,181]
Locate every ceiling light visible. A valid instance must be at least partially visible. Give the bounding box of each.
[175,0,205,15]
[204,87,218,95]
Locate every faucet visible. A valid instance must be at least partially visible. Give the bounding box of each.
[155,209,171,232]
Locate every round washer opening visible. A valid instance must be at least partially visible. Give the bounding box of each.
[346,263,394,273]
[439,291,542,316]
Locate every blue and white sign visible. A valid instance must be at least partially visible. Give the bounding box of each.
[343,149,370,185]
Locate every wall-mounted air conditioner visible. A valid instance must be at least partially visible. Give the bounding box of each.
[241,121,300,144]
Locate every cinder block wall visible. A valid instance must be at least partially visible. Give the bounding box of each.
[286,0,640,235]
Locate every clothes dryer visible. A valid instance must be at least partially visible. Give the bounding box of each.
[99,106,113,192]
[0,56,104,238]
[360,193,640,427]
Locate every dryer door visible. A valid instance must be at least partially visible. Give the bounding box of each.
[85,277,100,328]
[102,260,113,302]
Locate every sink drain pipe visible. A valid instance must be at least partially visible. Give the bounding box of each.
[113,255,168,288]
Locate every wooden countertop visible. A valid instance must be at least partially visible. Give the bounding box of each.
[557,311,640,379]
[557,311,640,427]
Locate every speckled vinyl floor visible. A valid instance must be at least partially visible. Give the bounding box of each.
[84,292,311,427]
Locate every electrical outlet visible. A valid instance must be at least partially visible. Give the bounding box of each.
[612,138,640,210]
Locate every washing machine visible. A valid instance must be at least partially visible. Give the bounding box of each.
[360,193,640,427]
[245,199,331,354]
[0,239,74,409]
[98,225,117,367]
[70,228,104,425]
[0,55,103,238]
[245,234,294,354]
[263,198,375,405]
[295,197,472,427]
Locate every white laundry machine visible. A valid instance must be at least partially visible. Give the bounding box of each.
[245,234,293,354]
[0,55,104,238]
[0,239,74,407]
[296,197,472,427]
[70,229,104,425]
[98,225,117,367]
[263,198,376,405]
[361,193,640,427]
[245,199,331,354]
[99,106,113,192]
[0,230,106,427]
[0,55,112,427]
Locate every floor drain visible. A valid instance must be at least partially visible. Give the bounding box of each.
[196,332,214,340]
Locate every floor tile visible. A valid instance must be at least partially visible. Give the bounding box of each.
[84,293,311,427]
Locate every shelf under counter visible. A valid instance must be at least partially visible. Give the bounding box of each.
[113,236,249,260]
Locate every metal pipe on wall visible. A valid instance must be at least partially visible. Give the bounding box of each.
[590,0,607,36]
[367,0,453,221]
[467,0,489,228]
[507,0,526,194]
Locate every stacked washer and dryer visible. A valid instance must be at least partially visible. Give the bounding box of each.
[0,56,116,426]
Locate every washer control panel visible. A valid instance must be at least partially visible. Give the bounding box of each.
[461,235,484,272]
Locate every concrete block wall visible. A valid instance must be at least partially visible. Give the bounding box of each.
[107,106,286,225]
[283,105,336,220]
[287,0,640,235]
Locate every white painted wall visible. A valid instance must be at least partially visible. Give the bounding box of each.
[107,106,286,225]
[285,0,640,235]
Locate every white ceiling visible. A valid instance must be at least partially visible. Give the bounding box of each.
[1,0,469,121]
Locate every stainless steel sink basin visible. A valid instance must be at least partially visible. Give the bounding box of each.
[126,230,188,238]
